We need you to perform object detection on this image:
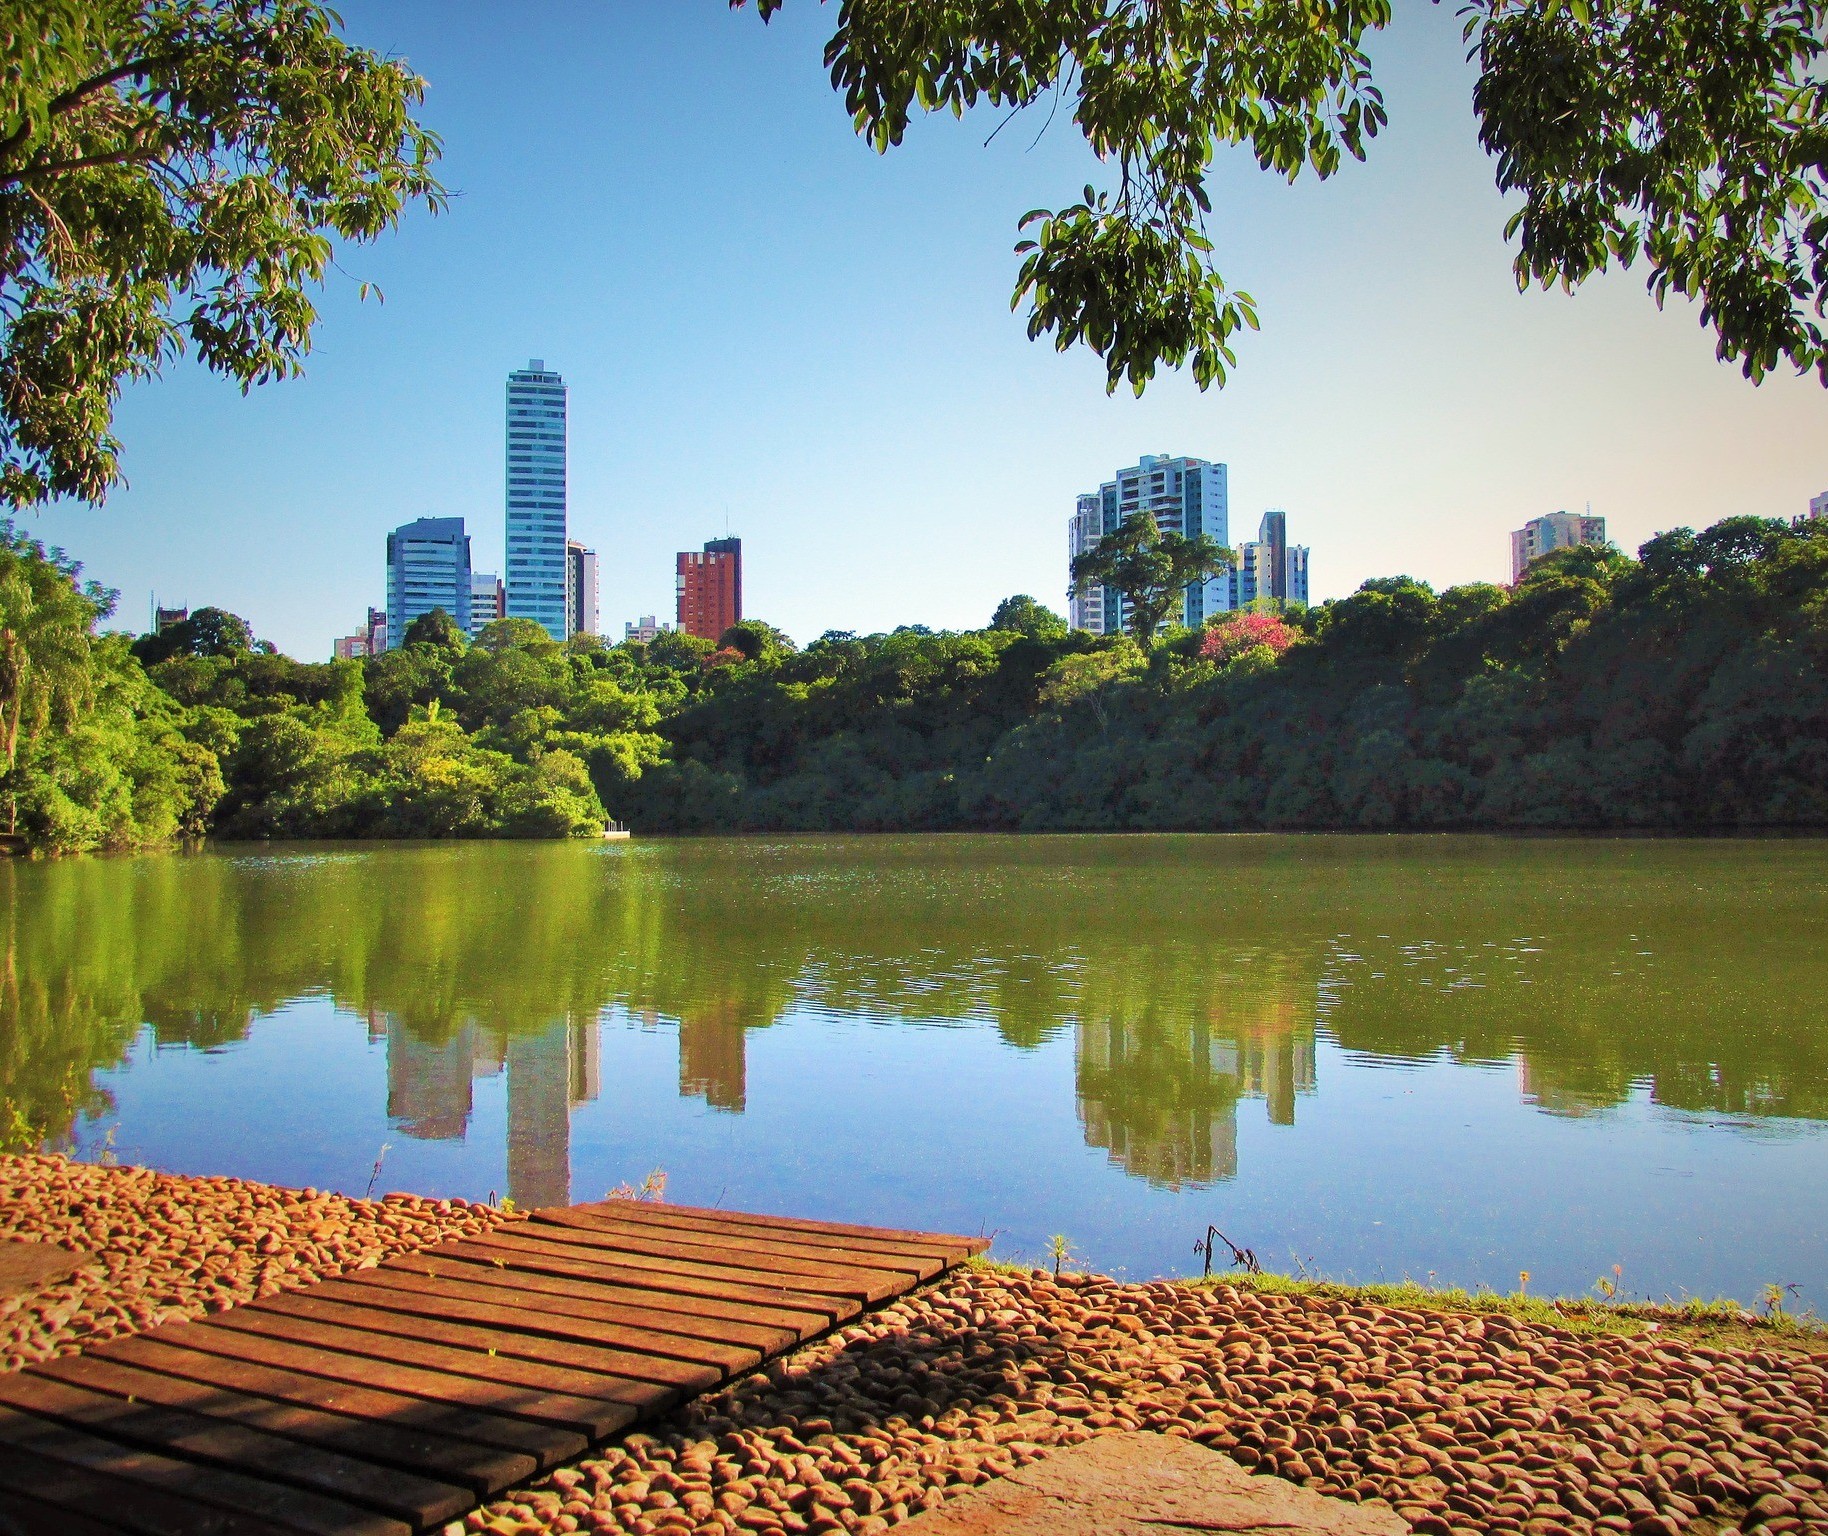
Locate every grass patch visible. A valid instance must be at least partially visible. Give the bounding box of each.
[1186,1271,1828,1355]
[958,1256,1828,1357]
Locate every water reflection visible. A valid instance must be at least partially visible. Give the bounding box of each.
[5,836,1826,1194]
[378,1012,602,1208]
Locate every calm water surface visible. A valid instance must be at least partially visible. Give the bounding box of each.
[4,835,1824,1305]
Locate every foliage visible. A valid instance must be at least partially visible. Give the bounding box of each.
[1070,512,1233,643]
[0,0,443,507]
[718,620,797,662]
[735,0,1828,391]
[618,515,1828,837]
[990,594,1069,641]
[129,605,255,665]
[1199,611,1297,664]
[400,607,465,651]
[2,525,218,848]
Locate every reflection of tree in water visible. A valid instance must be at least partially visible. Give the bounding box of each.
[5,836,1827,1164]
[1074,949,1319,1189]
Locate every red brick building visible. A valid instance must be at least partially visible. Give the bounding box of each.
[676,537,742,640]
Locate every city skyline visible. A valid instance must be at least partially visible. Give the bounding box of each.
[21,2,1828,660]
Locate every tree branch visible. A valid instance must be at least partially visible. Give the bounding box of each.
[0,56,171,165]
[0,145,163,188]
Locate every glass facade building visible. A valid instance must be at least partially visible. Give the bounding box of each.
[505,360,568,639]
[385,517,471,648]
[1068,455,1231,631]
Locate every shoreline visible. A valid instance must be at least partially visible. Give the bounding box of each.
[2,1158,1823,1536]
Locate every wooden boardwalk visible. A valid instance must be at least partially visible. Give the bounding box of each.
[0,1200,988,1536]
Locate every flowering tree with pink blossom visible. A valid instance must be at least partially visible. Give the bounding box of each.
[1199,612,1296,664]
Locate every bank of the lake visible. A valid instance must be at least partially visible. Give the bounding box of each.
[5,1158,1825,1536]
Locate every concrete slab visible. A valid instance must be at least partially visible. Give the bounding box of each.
[0,1241,92,1300]
[899,1431,1407,1536]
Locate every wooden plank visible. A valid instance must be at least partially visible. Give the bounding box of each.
[0,1475,127,1536]
[211,1303,673,1424]
[32,1351,529,1500]
[143,1320,599,1452]
[250,1290,728,1394]
[0,1371,466,1530]
[98,1334,556,1474]
[533,1207,943,1285]
[566,1199,989,1256]
[555,1202,969,1268]
[310,1272,761,1372]
[423,1236,835,1336]
[449,1227,862,1324]
[339,1265,789,1359]
[0,1402,408,1536]
[0,1435,294,1536]
[476,1221,890,1306]
[388,1248,822,1346]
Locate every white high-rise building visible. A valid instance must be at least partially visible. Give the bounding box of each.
[1810,490,1827,520]
[1067,455,1230,632]
[469,571,503,637]
[1235,511,1311,608]
[505,360,568,639]
[1510,510,1607,583]
[1067,494,1107,633]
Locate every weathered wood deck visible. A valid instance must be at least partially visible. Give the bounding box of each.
[0,1199,988,1536]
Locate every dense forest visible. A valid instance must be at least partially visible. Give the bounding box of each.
[5,512,1828,854]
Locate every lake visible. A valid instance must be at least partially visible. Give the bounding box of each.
[4,835,1824,1307]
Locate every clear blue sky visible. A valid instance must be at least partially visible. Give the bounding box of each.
[28,2,1828,658]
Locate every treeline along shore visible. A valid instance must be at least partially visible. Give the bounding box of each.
[7,513,1828,854]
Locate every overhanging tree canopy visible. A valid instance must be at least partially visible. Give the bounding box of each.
[734,0,1828,394]
[0,0,442,507]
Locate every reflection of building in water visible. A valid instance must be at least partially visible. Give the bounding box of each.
[679,1008,747,1112]
[507,1016,600,1209]
[1074,980,1318,1189]
[386,1018,477,1140]
[1516,1057,1606,1118]
[380,1012,599,1208]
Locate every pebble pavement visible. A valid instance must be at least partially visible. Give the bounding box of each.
[0,1152,515,1370]
[1,1159,1821,1536]
[455,1267,1828,1536]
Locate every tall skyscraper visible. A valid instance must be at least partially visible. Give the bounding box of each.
[1810,490,1827,520]
[1234,511,1310,608]
[1067,455,1230,632]
[1510,510,1607,584]
[469,571,504,637]
[505,359,568,639]
[677,536,741,640]
[385,516,471,648]
[1259,509,1288,602]
[566,541,598,638]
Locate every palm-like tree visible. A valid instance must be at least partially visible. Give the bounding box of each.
[0,530,99,833]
